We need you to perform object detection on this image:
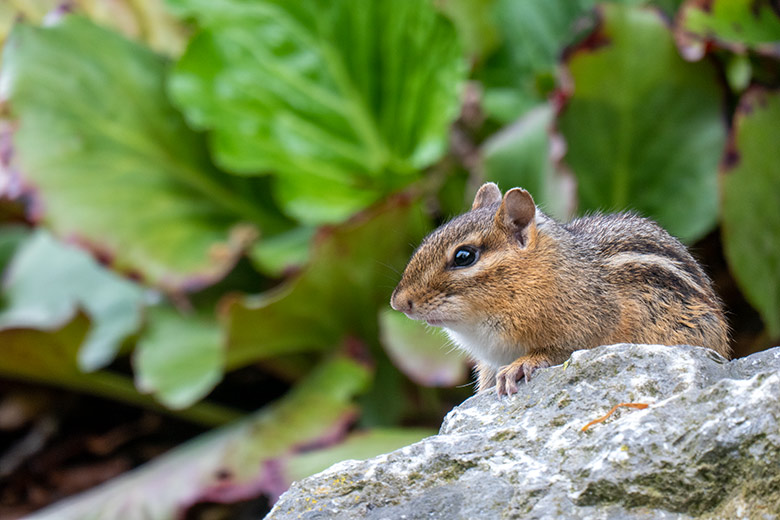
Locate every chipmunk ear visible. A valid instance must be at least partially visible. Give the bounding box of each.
[471,182,502,210]
[496,188,536,247]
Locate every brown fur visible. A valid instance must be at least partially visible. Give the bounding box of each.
[390,183,730,395]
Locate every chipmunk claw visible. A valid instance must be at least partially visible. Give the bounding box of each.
[496,365,521,396]
[495,356,551,396]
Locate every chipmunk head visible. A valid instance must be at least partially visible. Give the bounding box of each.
[390,183,544,360]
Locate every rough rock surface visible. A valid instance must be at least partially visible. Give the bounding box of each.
[266,344,780,519]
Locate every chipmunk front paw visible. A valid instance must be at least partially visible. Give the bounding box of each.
[495,355,551,396]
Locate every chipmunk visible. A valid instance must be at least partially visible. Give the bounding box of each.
[390,183,730,396]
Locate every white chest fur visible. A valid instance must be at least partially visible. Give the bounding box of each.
[444,324,526,369]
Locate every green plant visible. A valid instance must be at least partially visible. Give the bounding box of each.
[0,0,778,517]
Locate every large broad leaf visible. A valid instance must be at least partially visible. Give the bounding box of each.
[378,308,467,387]
[249,225,317,277]
[0,0,58,65]
[477,0,649,123]
[285,427,434,483]
[0,0,187,58]
[167,0,465,224]
[479,0,592,122]
[676,0,780,60]
[1,17,287,292]
[74,0,190,57]
[0,314,237,426]
[134,307,224,409]
[557,4,725,242]
[721,88,780,338]
[437,0,500,60]
[223,197,427,369]
[0,312,91,384]
[481,105,573,220]
[0,224,27,273]
[0,3,16,55]
[24,356,378,519]
[0,230,144,371]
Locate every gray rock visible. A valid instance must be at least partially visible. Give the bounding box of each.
[266,344,780,520]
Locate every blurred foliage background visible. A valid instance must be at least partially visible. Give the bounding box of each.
[0,0,778,518]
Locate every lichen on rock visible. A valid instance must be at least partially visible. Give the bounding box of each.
[266,344,780,519]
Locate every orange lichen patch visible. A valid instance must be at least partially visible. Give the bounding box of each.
[581,403,649,432]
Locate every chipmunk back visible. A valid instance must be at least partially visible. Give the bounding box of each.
[391,183,729,395]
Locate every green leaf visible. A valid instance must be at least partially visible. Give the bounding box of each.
[477,0,572,123]
[358,348,406,428]
[0,230,144,371]
[0,0,187,58]
[558,4,725,242]
[25,356,371,519]
[726,53,753,92]
[478,0,677,123]
[286,427,434,483]
[0,314,238,426]
[249,225,316,277]
[0,311,90,383]
[676,0,780,60]
[652,0,686,15]
[2,17,287,292]
[218,356,371,481]
[378,308,467,387]
[0,0,58,65]
[721,88,780,338]
[168,0,465,224]
[78,0,190,57]
[481,105,573,220]
[0,3,16,60]
[134,308,224,409]
[438,0,501,60]
[477,0,622,122]
[223,197,428,369]
[0,224,28,274]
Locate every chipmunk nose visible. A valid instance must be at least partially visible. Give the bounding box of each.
[390,289,413,314]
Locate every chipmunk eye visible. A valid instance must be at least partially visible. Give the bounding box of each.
[452,246,479,268]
